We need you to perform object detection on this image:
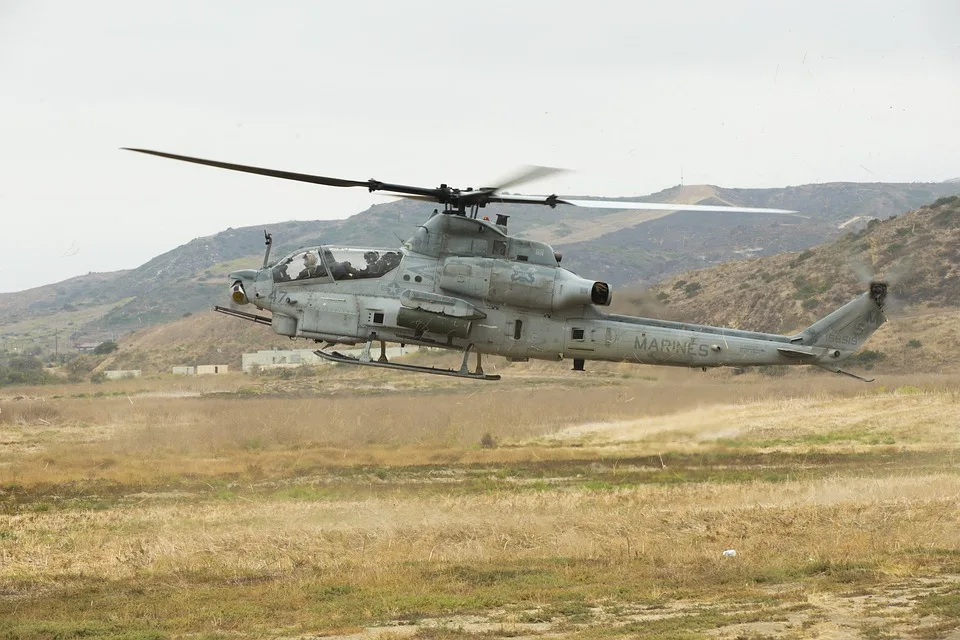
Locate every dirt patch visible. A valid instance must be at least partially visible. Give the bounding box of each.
[296,578,960,639]
[125,491,196,500]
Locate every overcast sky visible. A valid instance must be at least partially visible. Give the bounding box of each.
[2,0,958,293]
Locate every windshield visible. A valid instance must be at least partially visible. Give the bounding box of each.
[272,248,326,282]
[323,247,402,280]
[272,247,401,283]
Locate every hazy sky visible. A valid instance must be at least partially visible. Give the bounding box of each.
[2,0,958,293]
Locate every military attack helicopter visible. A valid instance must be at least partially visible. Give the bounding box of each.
[125,148,888,382]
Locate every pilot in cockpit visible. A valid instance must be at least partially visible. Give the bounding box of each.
[362,251,382,276]
[298,251,318,279]
[322,249,355,279]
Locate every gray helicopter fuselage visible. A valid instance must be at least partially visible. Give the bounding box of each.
[121,146,885,379]
[230,211,885,372]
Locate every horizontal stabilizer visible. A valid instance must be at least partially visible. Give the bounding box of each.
[777,347,817,358]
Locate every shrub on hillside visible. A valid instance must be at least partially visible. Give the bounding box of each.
[932,195,959,207]
[683,282,702,296]
[66,354,104,375]
[0,356,54,386]
[94,341,118,355]
[852,349,885,370]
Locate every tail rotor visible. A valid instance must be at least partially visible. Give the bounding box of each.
[848,254,915,316]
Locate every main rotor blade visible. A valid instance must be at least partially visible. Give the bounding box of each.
[121,148,441,198]
[556,198,801,215]
[400,191,803,214]
[123,148,372,187]
[486,165,569,193]
[485,194,801,215]
[123,148,803,216]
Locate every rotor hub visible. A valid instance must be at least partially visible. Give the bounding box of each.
[869,281,888,309]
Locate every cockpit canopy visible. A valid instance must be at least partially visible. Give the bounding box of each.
[272,246,402,283]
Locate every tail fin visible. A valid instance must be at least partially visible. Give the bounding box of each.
[792,283,888,356]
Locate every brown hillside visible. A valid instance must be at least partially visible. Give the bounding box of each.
[643,196,960,334]
[106,310,292,372]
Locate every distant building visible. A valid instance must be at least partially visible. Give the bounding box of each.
[172,366,196,375]
[76,342,103,353]
[104,370,141,380]
[242,349,325,373]
[196,365,229,375]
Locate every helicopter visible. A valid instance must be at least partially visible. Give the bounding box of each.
[125,148,888,382]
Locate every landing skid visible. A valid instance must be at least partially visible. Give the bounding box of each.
[313,344,501,381]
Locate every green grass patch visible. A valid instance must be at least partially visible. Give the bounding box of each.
[0,622,168,640]
[717,428,898,448]
[5,449,957,514]
[268,485,337,501]
[916,591,960,619]
[570,606,786,639]
[0,551,910,638]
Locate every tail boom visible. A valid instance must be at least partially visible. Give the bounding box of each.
[791,285,887,360]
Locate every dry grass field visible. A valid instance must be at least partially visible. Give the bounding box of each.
[2,364,959,639]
